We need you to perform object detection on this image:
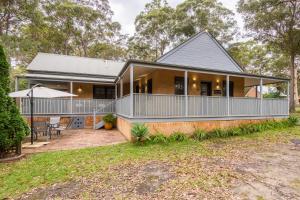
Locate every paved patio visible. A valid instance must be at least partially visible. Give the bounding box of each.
[23,129,127,154]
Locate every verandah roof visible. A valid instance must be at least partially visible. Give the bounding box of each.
[117,60,289,86]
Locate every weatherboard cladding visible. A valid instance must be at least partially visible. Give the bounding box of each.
[157,32,243,73]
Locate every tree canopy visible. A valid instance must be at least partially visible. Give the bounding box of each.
[129,0,238,61]
[237,0,300,110]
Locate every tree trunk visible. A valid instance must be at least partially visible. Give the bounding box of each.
[290,54,298,112]
[16,141,22,155]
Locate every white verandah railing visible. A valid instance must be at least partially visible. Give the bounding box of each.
[20,94,289,117]
[20,98,115,115]
[119,93,288,118]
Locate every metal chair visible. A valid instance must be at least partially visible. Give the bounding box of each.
[32,121,48,140]
[48,117,65,139]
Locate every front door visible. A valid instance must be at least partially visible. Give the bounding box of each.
[200,81,212,96]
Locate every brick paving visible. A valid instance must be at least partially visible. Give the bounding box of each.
[23,129,127,154]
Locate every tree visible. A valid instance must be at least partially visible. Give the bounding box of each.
[228,41,289,76]
[131,0,174,60]
[0,45,29,158]
[87,42,126,60]
[2,0,125,65]
[237,0,300,111]
[174,0,238,45]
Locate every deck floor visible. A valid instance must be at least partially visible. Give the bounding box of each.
[23,129,127,154]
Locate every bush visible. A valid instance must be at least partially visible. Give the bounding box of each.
[169,131,188,142]
[192,129,207,141]
[0,45,29,158]
[102,113,116,124]
[131,123,149,143]
[287,116,298,126]
[190,118,298,143]
[148,133,169,144]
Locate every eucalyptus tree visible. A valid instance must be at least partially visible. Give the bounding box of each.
[131,0,175,60]
[238,0,300,111]
[173,0,238,45]
[228,41,289,76]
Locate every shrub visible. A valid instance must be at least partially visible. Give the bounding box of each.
[190,117,298,143]
[169,131,188,142]
[287,116,298,126]
[0,45,29,158]
[131,123,149,143]
[192,129,207,141]
[148,133,169,144]
[102,113,116,124]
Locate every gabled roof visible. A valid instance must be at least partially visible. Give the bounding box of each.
[157,31,244,73]
[28,53,125,77]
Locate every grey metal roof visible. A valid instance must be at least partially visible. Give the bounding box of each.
[157,31,243,73]
[28,53,125,77]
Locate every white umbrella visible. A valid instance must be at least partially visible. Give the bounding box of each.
[9,85,77,145]
[9,86,76,98]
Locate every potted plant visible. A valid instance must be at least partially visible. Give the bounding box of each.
[102,113,116,130]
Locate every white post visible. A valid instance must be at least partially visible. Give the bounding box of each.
[287,80,290,115]
[15,77,19,92]
[120,78,123,98]
[184,70,188,117]
[93,109,96,129]
[70,81,73,114]
[130,64,134,117]
[260,78,263,116]
[226,75,230,116]
[115,84,117,100]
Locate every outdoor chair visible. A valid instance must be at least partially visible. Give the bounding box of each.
[48,117,65,139]
[32,121,48,140]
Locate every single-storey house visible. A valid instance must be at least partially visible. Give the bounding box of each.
[17,31,289,139]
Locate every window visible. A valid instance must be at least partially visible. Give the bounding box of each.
[175,77,184,95]
[222,81,234,97]
[93,85,115,99]
[147,79,152,94]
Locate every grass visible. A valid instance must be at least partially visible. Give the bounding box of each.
[1,125,300,199]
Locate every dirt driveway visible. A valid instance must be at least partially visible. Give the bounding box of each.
[18,134,300,200]
[232,143,300,200]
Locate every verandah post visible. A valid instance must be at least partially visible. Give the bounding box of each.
[287,80,290,114]
[115,83,117,114]
[15,76,19,92]
[120,78,123,98]
[115,83,117,100]
[184,70,188,117]
[130,64,134,117]
[70,81,73,114]
[260,78,263,116]
[226,75,230,116]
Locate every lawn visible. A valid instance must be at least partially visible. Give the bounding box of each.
[1,126,300,199]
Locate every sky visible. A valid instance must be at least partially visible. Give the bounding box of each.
[109,0,244,36]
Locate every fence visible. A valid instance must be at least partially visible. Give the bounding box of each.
[131,93,289,118]
[116,95,131,117]
[20,94,289,118]
[20,98,115,115]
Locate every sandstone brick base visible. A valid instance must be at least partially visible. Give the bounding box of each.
[116,117,284,141]
[117,117,133,140]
